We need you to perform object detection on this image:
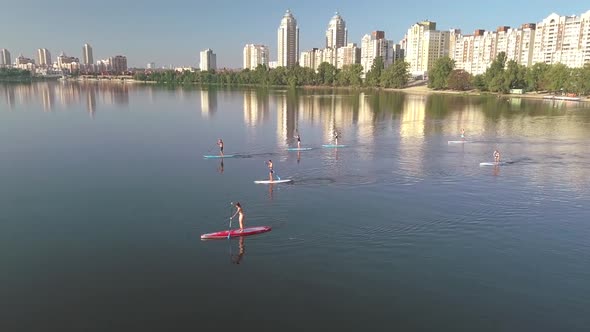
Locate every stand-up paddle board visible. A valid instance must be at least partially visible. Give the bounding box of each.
[203,155,236,159]
[479,161,507,166]
[287,147,312,151]
[254,179,293,184]
[201,226,271,240]
[322,144,348,148]
[448,141,468,144]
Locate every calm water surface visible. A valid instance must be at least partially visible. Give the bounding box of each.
[1,82,590,331]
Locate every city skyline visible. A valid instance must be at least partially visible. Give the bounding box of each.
[0,1,589,68]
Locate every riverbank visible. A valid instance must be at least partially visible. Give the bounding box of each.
[382,84,590,102]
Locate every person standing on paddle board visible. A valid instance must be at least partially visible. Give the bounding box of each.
[334,131,340,145]
[230,202,245,231]
[295,130,301,148]
[461,129,465,140]
[217,138,224,156]
[493,149,501,163]
[266,160,274,182]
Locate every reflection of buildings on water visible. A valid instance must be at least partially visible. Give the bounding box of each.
[86,87,96,117]
[357,93,376,151]
[276,93,297,146]
[1,85,16,109]
[243,89,269,126]
[297,93,357,144]
[400,94,426,139]
[39,82,55,112]
[200,89,217,118]
[58,82,81,107]
[398,94,427,176]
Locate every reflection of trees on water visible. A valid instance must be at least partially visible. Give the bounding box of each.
[0,81,131,115]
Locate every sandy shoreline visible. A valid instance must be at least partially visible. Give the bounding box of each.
[386,85,590,102]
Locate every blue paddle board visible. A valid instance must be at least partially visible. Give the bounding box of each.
[322,144,348,148]
[287,147,312,151]
[254,179,293,184]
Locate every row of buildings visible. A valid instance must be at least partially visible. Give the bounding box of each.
[0,44,128,75]
[238,9,590,78]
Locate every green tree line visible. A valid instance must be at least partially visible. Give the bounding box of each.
[134,59,411,88]
[0,68,33,81]
[428,53,590,95]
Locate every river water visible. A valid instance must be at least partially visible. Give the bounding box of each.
[1,82,589,331]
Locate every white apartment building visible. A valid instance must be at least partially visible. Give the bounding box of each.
[200,49,216,71]
[1,49,11,67]
[37,48,51,67]
[404,21,449,77]
[277,10,299,67]
[243,44,269,70]
[337,43,361,69]
[532,11,590,68]
[360,31,395,74]
[326,12,347,49]
[82,43,93,65]
[15,54,35,70]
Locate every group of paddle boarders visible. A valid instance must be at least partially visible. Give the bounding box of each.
[459,129,501,163]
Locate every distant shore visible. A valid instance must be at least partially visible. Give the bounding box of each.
[54,77,590,102]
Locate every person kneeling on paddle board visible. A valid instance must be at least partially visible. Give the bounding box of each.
[230,202,245,231]
[266,160,274,182]
[493,149,500,163]
[217,138,224,156]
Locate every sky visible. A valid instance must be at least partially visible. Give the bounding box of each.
[1,0,588,68]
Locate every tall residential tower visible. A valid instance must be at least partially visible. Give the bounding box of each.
[200,49,217,71]
[277,10,299,67]
[37,48,51,67]
[326,12,347,49]
[83,44,93,65]
[1,49,12,67]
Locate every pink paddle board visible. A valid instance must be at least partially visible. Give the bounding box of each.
[201,226,272,240]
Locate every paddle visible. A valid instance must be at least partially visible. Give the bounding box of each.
[228,202,234,239]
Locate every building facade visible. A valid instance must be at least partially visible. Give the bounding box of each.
[326,12,347,49]
[404,21,450,77]
[360,31,396,74]
[37,48,51,67]
[277,10,299,67]
[200,49,217,71]
[243,44,269,69]
[1,48,12,67]
[337,43,360,69]
[83,44,93,65]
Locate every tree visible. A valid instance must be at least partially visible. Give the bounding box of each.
[317,62,337,85]
[447,70,473,91]
[485,52,507,92]
[428,56,455,89]
[503,60,526,91]
[471,74,486,91]
[336,64,363,87]
[525,62,550,92]
[545,63,571,93]
[570,63,590,96]
[365,56,385,87]
[380,61,410,88]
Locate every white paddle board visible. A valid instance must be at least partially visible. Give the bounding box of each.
[254,179,293,184]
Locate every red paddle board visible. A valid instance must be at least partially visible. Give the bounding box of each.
[200,226,272,240]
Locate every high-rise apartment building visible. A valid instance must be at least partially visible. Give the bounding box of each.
[1,49,11,67]
[110,55,127,74]
[277,10,299,67]
[360,31,396,74]
[337,43,360,69]
[243,44,269,69]
[326,12,347,49]
[83,44,93,65]
[532,11,590,68]
[37,48,51,67]
[200,49,217,71]
[404,21,449,77]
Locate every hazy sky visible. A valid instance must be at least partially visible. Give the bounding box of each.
[1,0,588,68]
